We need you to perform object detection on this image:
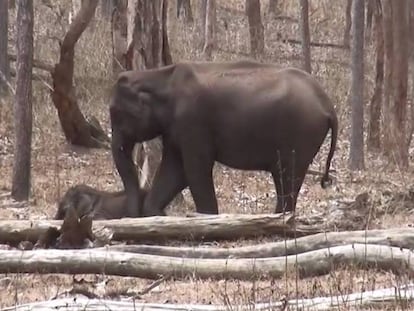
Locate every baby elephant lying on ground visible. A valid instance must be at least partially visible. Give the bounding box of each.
[55,184,147,220]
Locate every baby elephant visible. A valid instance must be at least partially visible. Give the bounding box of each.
[55,184,147,220]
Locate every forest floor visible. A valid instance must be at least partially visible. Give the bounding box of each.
[1,0,414,309]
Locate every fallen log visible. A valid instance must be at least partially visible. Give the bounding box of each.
[1,284,414,311]
[283,38,348,49]
[101,228,414,258]
[0,244,413,280]
[0,213,320,244]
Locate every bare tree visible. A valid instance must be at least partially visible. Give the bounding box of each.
[0,0,10,93]
[365,0,375,42]
[51,0,109,148]
[349,0,365,170]
[111,0,128,75]
[203,0,216,60]
[11,0,33,201]
[161,0,172,65]
[381,0,393,155]
[246,0,264,56]
[268,0,278,14]
[343,0,352,48]
[69,0,82,24]
[299,0,311,73]
[409,0,414,150]
[129,0,172,69]
[100,0,113,18]
[381,0,410,166]
[197,0,207,48]
[367,0,383,151]
[177,0,193,23]
[390,0,409,166]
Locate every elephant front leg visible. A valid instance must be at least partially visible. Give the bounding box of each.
[142,148,187,216]
[182,154,218,214]
[111,130,141,217]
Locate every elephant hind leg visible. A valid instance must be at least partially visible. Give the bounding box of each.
[271,152,310,213]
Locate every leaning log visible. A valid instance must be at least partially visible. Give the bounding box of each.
[0,213,320,244]
[3,284,414,311]
[0,244,413,280]
[101,228,414,258]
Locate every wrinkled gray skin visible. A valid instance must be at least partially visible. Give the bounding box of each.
[110,60,338,217]
[55,184,146,220]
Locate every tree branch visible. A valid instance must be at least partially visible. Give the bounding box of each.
[61,0,99,53]
[284,38,348,49]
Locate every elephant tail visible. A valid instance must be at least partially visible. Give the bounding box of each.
[321,113,338,189]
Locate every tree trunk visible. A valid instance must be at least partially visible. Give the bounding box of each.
[343,0,352,48]
[103,228,414,259]
[268,0,278,14]
[0,213,322,244]
[365,0,375,42]
[0,0,10,94]
[203,0,216,60]
[381,0,393,155]
[11,0,33,201]
[197,0,207,48]
[246,0,264,56]
[0,244,413,280]
[367,0,383,151]
[111,0,128,75]
[161,0,172,65]
[409,0,414,149]
[69,0,83,24]
[299,0,311,73]
[349,0,365,170]
[410,1,414,59]
[51,0,109,149]
[177,0,193,23]
[100,0,113,19]
[130,0,172,69]
[390,0,409,167]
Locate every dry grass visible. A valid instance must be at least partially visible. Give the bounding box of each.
[1,0,414,309]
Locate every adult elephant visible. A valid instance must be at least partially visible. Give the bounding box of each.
[110,60,338,217]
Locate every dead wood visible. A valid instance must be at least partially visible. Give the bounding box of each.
[101,228,414,258]
[35,205,94,249]
[3,284,414,311]
[0,213,320,244]
[283,38,348,49]
[0,244,413,280]
[50,0,109,149]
